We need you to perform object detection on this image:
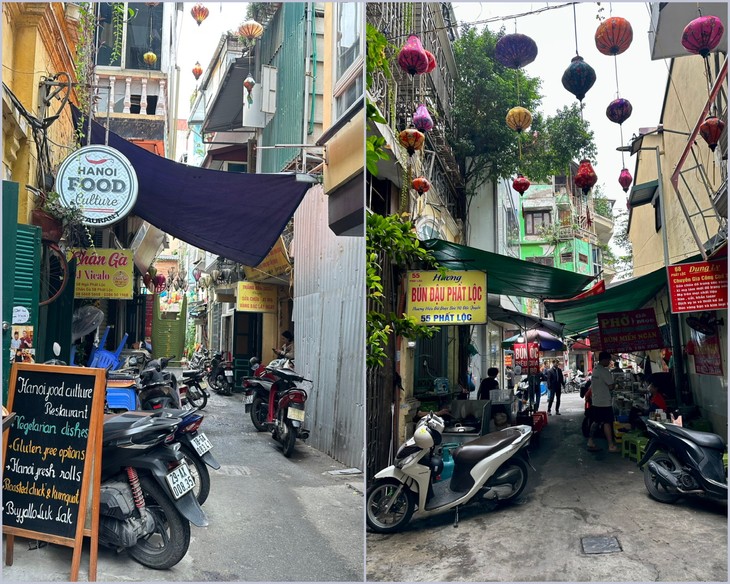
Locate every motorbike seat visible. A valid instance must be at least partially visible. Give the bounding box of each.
[452,428,524,466]
[181,369,204,379]
[664,423,726,450]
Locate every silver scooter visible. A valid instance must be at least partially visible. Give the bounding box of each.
[366,413,533,532]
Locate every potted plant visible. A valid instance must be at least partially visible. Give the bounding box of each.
[29,189,90,247]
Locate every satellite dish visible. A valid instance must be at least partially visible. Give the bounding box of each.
[71,306,104,342]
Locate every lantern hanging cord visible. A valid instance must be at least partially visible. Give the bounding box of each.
[572,3,579,56]
[613,55,621,97]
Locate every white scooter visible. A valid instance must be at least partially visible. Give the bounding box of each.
[366,413,533,532]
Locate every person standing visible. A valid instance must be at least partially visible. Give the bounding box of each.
[477,367,499,400]
[546,359,565,415]
[587,351,619,452]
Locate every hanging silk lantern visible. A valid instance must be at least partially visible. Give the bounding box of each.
[424,50,437,74]
[193,268,202,282]
[606,98,633,125]
[397,35,429,76]
[413,104,434,133]
[574,159,597,196]
[561,55,596,102]
[494,33,538,69]
[513,174,531,196]
[398,128,425,156]
[681,15,725,58]
[238,19,264,42]
[412,177,431,194]
[506,106,532,133]
[154,274,167,293]
[243,75,256,106]
[192,61,203,81]
[143,51,158,67]
[191,3,209,26]
[594,17,633,56]
[618,168,633,192]
[143,273,153,289]
[699,115,726,151]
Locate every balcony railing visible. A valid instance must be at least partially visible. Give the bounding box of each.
[92,70,167,117]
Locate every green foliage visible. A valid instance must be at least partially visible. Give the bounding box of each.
[452,26,597,188]
[366,99,390,176]
[109,4,136,66]
[366,23,392,90]
[74,3,97,145]
[366,213,438,368]
[591,187,613,219]
[610,207,634,278]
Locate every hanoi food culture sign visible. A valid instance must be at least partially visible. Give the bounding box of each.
[667,260,728,313]
[236,282,277,313]
[598,308,664,353]
[406,271,487,325]
[67,248,134,300]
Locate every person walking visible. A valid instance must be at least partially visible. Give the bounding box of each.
[587,351,619,453]
[546,359,565,415]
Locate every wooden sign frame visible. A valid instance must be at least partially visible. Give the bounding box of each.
[2,363,105,581]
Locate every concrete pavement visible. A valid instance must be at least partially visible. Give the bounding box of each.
[366,392,728,582]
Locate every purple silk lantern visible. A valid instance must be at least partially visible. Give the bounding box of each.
[606,98,633,125]
[618,168,633,193]
[413,104,434,133]
[494,33,538,69]
[561,55,596,102]
[682,15,725,58]
[398,35,429,76]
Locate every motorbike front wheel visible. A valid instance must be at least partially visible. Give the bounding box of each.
[207,370,219,390]
[251,397,268,432]
[187,383,208,410]
[366,478,415,533]
[127,475,191,569]
[644,453,681,503]
[180,444,211,505]
[282,420,297,457]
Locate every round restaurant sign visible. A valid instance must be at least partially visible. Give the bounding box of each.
[56,145,139,227]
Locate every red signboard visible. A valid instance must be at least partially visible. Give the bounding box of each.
[691,331,724,376]
[598,308,664,353]
[514,342,540,375]
[667,260,728,313]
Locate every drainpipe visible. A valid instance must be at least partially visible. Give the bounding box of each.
[301,2,313,173]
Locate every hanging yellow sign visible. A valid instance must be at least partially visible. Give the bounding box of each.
[242,237,291,282]
[67,248,134,299]
[406,270,487,325]
[236,281,277,313]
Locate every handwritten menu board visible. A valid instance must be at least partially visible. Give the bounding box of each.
[3,363,105,580]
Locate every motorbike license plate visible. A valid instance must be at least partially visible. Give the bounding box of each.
[287,407,305,422]
[190,432,213,456]
[165,462,195,500]
[244,394,254,405]
[224,370,234,379]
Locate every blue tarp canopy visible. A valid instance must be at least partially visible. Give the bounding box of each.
[72,107,310,267]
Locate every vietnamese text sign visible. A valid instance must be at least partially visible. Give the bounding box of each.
[236,281,277,313]
[67,248,133,300]
[2,363,105,543]
[243,238,291,283]
[598,308,663,353]
[667,260,728,313]
[514,342,540,375]
[406,271,487,325]
[692,331,723,376]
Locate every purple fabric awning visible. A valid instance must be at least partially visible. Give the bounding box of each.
[72,107,310,267]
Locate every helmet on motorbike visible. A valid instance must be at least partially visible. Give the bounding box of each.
[249,356,260,368]
[413,424,441,448]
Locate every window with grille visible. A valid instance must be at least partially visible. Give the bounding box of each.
[578,253,589,264]
[524,211,552,235]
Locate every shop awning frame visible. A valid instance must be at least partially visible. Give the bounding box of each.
[488,305,564,337]
[422,239,596,300]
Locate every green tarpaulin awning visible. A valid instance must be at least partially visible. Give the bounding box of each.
[544,267,667,336]
[422,239,596,300]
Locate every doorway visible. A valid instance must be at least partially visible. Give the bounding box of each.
[232,311,262,389]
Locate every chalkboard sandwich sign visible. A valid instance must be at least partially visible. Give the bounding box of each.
[2,362,106,581]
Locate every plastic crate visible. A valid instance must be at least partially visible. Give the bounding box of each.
[613,421,632,443]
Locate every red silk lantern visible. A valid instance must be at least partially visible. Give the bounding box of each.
[412,177,431,194]
[154,274,166,293]
[424,50,437,74]
[682,15,725,58]
[606,98,633,125]
[513,174,530,196]
[594,17,633,56]
[699,115,726,152]
[191,3,209,26]
[143,273,153,289]
[574,159,597,196]
[192,61,203,81]
[618,168,633,193]
[397,35,429,76]
[398,128,425,156]
[413,104,434,133]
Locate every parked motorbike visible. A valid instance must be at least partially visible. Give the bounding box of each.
[243,356,288,432]
[245,358,310,457]
[138,356,181,409]
[366,412,533,533]
[638,417,727,505]
[207,351,234,396]
[179,368,209,409]
[188,346,210,371]
[100,411,208,569]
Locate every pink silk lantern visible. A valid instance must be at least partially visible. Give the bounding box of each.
[618,168,633,193]
[398,35,429,76]
[413,104,434,133]
[682,15,725,58]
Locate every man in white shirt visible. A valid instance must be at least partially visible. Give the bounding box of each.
[587,351,618,452]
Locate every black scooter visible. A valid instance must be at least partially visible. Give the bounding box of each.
[138,356,180,409]
[638,417,727,505]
